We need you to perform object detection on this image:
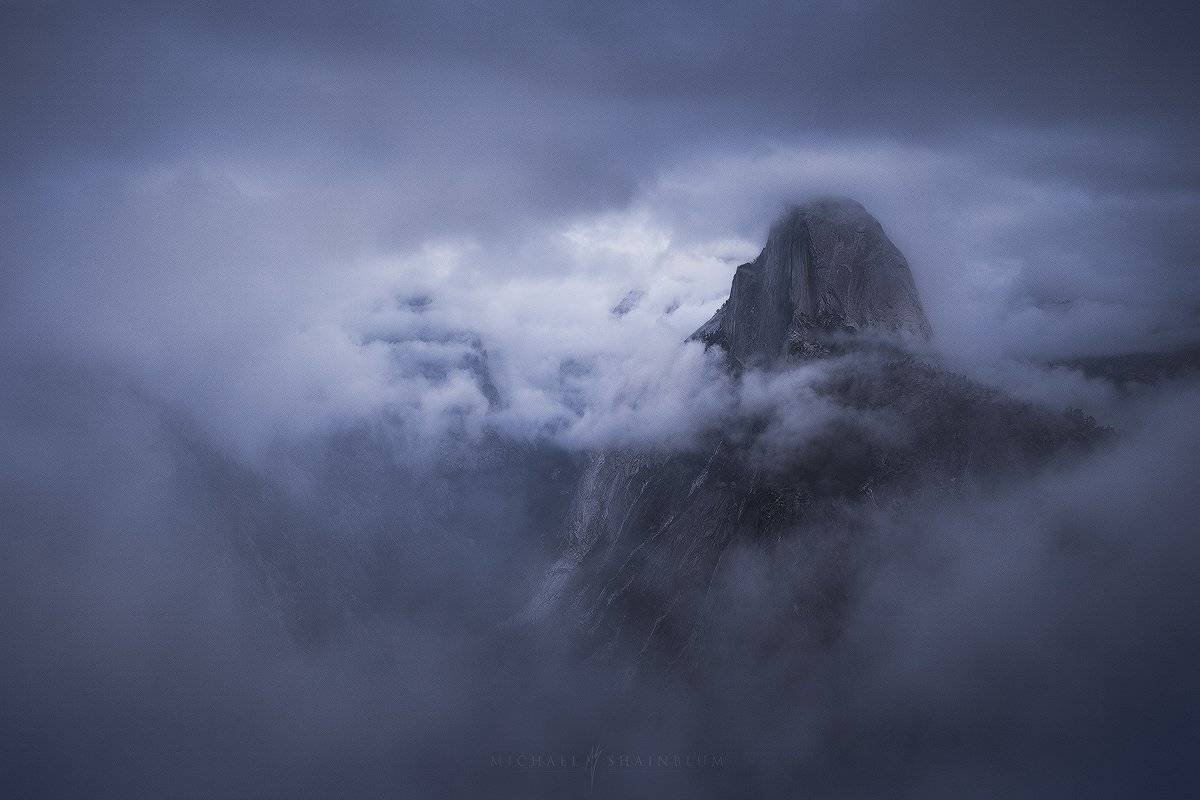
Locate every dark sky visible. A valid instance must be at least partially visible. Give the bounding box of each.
[4,1,1199,389]
[2,1,1198,457]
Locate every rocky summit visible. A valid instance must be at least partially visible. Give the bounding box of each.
[691,198,932,365]
[525,199,1103,679]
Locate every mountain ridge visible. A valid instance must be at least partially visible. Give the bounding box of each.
[524,198,1106,676]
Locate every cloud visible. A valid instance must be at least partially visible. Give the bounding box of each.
[4,137,1196,471]
[2,2,1200,796]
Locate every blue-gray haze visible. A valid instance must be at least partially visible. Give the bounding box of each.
[2,2,1199,797]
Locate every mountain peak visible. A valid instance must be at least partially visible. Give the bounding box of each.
[692,198,931,365]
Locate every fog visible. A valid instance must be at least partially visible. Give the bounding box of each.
[3,1,1199,797]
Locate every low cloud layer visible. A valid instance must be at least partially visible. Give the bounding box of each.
[7,142,1197,465]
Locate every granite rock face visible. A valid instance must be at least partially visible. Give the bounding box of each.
[692,198,931,364]
[525,198,1103,681]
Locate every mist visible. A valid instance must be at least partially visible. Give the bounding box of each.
[3,2,1200,798]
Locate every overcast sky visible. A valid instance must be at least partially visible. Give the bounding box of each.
[5,2,1199,447]
[4,1,1200,530]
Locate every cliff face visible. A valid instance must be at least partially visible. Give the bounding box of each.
[692,198,931,364]
[526,199,1102,678]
